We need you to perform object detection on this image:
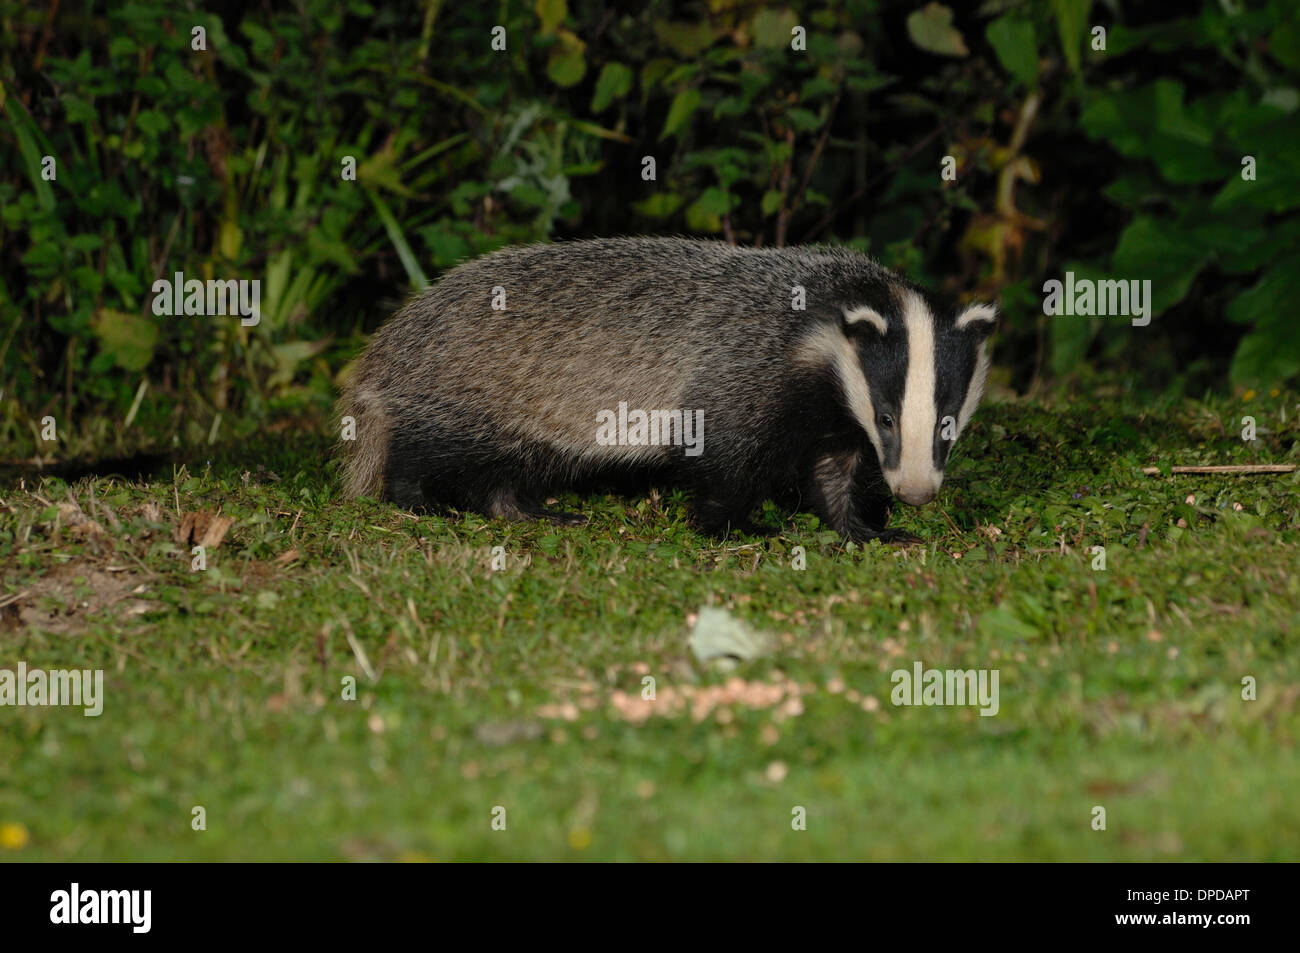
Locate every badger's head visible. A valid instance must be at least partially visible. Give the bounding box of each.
[821,288,996,506]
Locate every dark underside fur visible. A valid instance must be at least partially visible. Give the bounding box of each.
[337,238,940,542]
[378,364,909,541]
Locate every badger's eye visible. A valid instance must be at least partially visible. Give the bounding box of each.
[878,413,895,430]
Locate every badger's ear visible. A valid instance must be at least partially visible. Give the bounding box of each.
[955,302,997,336]
[842,305,888,336]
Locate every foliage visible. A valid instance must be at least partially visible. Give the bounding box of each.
[1,0,1297,456]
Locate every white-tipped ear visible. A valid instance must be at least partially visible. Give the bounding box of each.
[843,305,888,335]
[955,302,998,331]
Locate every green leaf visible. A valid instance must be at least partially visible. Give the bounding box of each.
[976,603,1041,641]
[1226,259,1300,327]
[761,190,785,217]
[1230,331,1300,387]
[91,309,157,372]
[508,182,549,207]
[135,109,171,137]
[690,187,737,217]
[785,107,824,132]
[267,339,330,390]
[357,145,418,198]
[1100,168,1167,207]
[565,117,635,143]
[1213,218,1300,275]
[986,16,1038,87]
[632,193,685,219]
[653,21,722,57]
[534,0,566,34]
[71,266,103,295]
[590,62,633,113]
[1049,316,1094,377]
[640,58,675,93]
[3,98,55,210]
[240,21,275,57]
[1211,104,1300,213]
[1110,215,1210,314]
[1080,81,1222,184]
[108,36,138,59]
[685,190,727,232]
[364,188,428,290]
[22,243,63,273]
[547,29,586,87]
[751,9,799,50]
[660,88,701,140]
[1048,262,1106,375]
[800,76,839,101]
[1269,18,1300,71]
[906,4,969,58]
[1050,0,1091,73]
[1212,160,1300,214]
[63,95,98,124]
[66,233,104,253]
[420,221,472,269]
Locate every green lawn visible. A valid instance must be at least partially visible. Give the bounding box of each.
[2,390,1298,860]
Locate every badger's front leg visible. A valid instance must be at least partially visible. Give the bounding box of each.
[806,447,920,544]
[691,472,773,538]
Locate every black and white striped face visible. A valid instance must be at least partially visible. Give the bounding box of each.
[839,290,996,506]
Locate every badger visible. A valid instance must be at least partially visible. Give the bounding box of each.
[337,237,995,542]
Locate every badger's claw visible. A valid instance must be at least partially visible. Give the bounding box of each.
[540,510,589,526]
[854,527,922,545]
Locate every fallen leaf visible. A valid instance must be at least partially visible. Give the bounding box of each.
[688,606,774,666]
[175,510,235,549]
[474,721,543,746]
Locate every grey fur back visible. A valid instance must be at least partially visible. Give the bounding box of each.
[338,237,898,499]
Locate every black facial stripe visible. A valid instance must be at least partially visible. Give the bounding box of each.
[930,310,981,473]
[854,320,908,471]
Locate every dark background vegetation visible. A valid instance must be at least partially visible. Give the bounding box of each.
[2,0,1298,459]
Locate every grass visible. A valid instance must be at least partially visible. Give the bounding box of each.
[1,389,1298,861]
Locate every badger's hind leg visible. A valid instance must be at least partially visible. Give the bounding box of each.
[807,448,919,544]
[492,490,589,526]
[694,502,774,539]
[436,483,589,526]
[384,454,432,512]
[384,425,590,525]
[481,453,590,525]
[687,461,775,539]
[382,427,502,515]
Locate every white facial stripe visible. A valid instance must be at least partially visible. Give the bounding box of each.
[885,291,940,491]
[794,324,883,460]
[956,341,990,437]
[955,302,997,330]
[843,305,887,335]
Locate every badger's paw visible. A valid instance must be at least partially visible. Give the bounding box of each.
[542,510,590,526]
[852,527,922,545]
[731,520,780,539]
[694,515,777,540]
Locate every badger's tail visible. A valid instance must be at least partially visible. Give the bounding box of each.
[335,374,391,500]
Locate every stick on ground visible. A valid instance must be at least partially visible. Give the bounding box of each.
[1141,464,1297,475]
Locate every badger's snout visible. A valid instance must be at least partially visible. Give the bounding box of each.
[889,473,942,507]
[895,486,938,506]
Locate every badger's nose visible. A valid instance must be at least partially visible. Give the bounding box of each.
[895,486,938,507]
